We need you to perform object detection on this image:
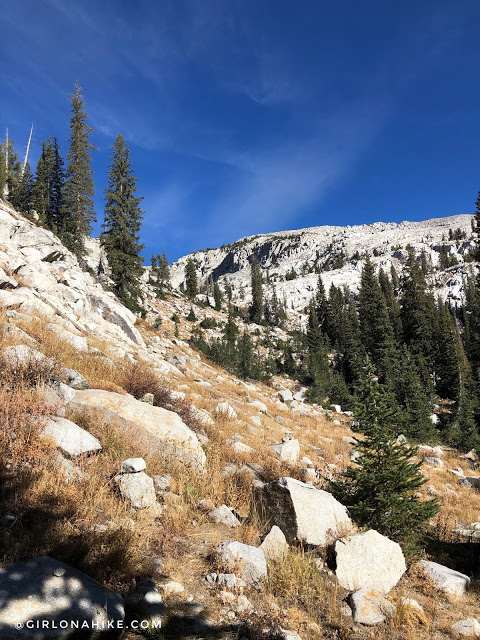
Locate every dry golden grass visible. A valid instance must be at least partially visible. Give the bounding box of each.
[2,301,479,639]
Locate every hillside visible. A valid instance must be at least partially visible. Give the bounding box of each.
[169,214,476,318]
[0,200,479,640]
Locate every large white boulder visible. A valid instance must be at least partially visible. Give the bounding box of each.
[255,477,352,546]
[67,389,206,467]
[42,417,102,458]
[419,560,470,598]
[0,556,124,637]
[335,530,406,594]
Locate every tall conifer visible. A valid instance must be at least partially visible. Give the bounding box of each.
[249,256,263,324]
[63,81,96,257]
[331,360,439,552]
[101,133,144,312]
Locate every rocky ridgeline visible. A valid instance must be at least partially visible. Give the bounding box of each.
[0,202,479,639]
[168,214,476,316]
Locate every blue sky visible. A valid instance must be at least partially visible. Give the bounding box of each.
[1,0,480,262]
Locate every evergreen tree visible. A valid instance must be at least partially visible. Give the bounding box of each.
[213,282,223,311]
[33,137,54,222]
[159,249,170,287]
[249,256,263,324]
[331,360,439,552]
[50,138,65,233]
[150,250,170,294]
[237,330,254,379]
[63,81,96,257]
[358,256,399,386]
[335,295,365,387]
[10,161,33,213]
[379,267,402,341]
[185,258,198,299]
[400,248,437,376]
[305,302,331,402]
[448,373,480,450]
[314,275,334,343]
[101,133,144,312]
[434,299,461,402]
[1,137,22,201]
[395,347,436,442]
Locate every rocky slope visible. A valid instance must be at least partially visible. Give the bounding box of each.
[0,200,479,640]
[169,214,476,316]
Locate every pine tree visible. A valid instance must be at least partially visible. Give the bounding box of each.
[50,138,65,233]
[159,250,170,287]
[400,248,437,379]
[379,267,402,341]
[395,347,436,442]
[185,258,198,299]
[358,256,399,386]
[305,302,331,402]
[1,137,22,201]
[434,299,461,402]
[101,133,144,312]
[237,330,254,379]
[33,137,54,223]
[335,295,365,387]
[10,161,33,213]
[314,275,334,344]
[213,282,223,311]
[249,256,263,324]
[448,374,480,451]
[331,360,439,552]
[63,81,96,257]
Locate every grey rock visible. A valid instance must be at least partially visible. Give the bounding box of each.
[335,530,406,594]
[419,560,470,597]
[349,586,395,626]
[0,556,124,637]
[451,618,480,637]
[250,400,268,413]
[465,476,480,489]
[260,525,288,561]
[57,368,90,390]
[270,439,300,463]
[208,505,240,528]
[3,344,54,368]
[215,542,267,586]
[54,382,76,403]
[424,456,445,468]
[42,417,102,458]
[153,475,171,494]
[114,472,157,509]
[255,477,352,546]
[126,581,164,628]
[121,457,147,473]
[53,452,89,484]
[215,402,238,420]
[277,389,293,405]
[67,389,205,468]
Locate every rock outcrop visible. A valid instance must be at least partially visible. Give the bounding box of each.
[255,477,352,546]
[335,530,406,594]
[67,389,206,468]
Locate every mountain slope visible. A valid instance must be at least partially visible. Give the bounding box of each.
[169,214,475,315]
